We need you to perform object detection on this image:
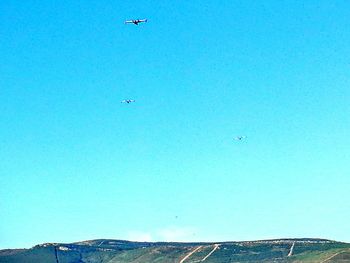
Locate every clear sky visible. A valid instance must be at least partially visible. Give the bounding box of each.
[1,0,350,249]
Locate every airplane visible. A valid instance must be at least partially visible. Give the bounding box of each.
[125,19,147,25]
[234,136,246,141]
[121,99,135,104]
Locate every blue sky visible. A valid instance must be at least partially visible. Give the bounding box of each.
[1,0,350,248]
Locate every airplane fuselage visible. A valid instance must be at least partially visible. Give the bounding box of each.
[125,19,147,25]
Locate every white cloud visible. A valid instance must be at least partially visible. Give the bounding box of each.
[127,231,153,242]
[156,226,197,242]
[125,226,199,243]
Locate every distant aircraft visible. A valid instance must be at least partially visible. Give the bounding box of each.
[234,136,246,141]
[121,99,135,104]
[125,19,147,25]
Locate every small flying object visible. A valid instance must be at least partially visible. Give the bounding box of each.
[125,19,147,25]
[234,136,246,141]
[121,99,135,104]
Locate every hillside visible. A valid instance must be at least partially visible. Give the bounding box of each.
[1,238,350,263]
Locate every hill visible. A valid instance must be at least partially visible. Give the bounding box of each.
[1,238,350,262]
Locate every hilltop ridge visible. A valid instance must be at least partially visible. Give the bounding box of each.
[1,238,350,262]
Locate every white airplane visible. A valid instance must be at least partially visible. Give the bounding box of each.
[234,136,246,141]
[121,99,135,104]
[125,19,147,25]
